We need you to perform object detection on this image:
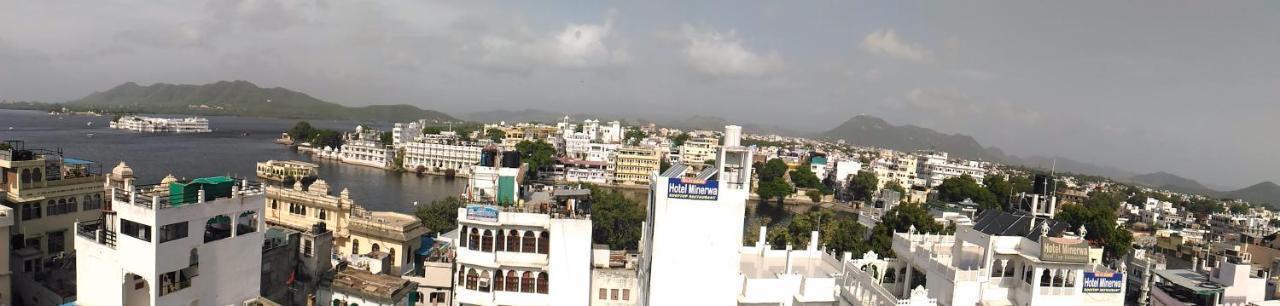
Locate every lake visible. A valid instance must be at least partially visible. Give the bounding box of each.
[0,109,466,213]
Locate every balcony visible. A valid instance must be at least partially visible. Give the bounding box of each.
[496,251,549,267]
[77,219,117,247]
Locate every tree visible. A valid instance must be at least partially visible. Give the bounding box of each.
[1055,192,1132,261]
[884,181,906,196]
[486,129,506,142]
[783,210,869,255]
[624,128,647,144]
[287,121,315,141]
[937,175,997,209]
[757,159,789,182]
[847,170,878,201]
[660,160,671,173]
[756,179,794,204]
[589,186,646,250]
[1229,202,1251,215]
[515,140,556,180]
[805,190,823,202]
[380,131,394,145]
[422,127,443,135]
[869,203,944,256]
[789,167,823,190]
[310,129,343,149]
[414,196,463,235]
[672,132,690,147]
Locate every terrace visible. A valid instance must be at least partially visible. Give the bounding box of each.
[112,178,264,210]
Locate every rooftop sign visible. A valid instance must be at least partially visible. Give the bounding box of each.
[1041,237,1089,263]
[667,177,719,201]
[465,204,499,222]
[1082,272,1124,293]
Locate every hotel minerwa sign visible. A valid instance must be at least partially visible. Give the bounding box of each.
[1041,237,1090,263]
[667,178,719,201]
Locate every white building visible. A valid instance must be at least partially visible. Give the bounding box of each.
[342,126,394,169]
[737,228,847,306]
[831,160,863,185]
[75,173,266,306]
[109,116,212,133]
[915,151,987,187]
[453,203,593,306]
[0,206,12,306]
[320,267,418,306]
[678,135,720,166]
[590,245,639,306]
[599,121,624,144]
[401,138,483,176]
[1150,248,1267,306]
[638,125,753,306]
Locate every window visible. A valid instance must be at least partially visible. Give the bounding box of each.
[270,200,278,210]
[506,271,519,292]
[468,228,479,251]
[83,193,102,210]
[623,289,630,300]
[522,231,536,253]
[159,222,189,243]
[494,270,505,291]
[481,230,493,252]
[611,289,619,300]
[319,210,327,220]
[506,230,520,251]
[372,243,381,253]
[236,211,258,235]
[479,270,491,292]
[599,288,607,300]
[352,239,360,255]
[521,271,534,293]
[21,202,42,221]
[460,226,468,248]
[389,248,396,264]
[465,269,478,290]
[537,272,548,294]
[204,215,232,243]
[303,240,314,257]
[47,230,66,253]
[121,219,152,241]
[495,230,505,252]
[538,231,549,254]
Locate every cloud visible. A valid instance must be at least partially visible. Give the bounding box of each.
[459,14,629,73]
[892,88,1040,125]
[675,24,784,77]
[860,29,930,62]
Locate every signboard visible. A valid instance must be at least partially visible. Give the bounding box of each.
[466,204,499,222]
[1082,272,1124,293]
[667,178,719,201]
[1041,237,1090,263]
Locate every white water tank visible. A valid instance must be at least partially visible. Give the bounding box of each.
[724,125,742,147]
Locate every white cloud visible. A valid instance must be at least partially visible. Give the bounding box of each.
[860,29,930,62]
[675,24,784,77]
[893,88,1040,125]
[460,14,629,72]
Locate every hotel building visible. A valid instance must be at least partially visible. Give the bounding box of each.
[400,136,483,177]
[254,160,318,183]
[75,169,266,306]
[639,125,753,306]
[452,202,593,306]
[341,126,394,169]
[109,116,212,133]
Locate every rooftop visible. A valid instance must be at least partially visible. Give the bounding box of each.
[326,267,416,304]
[971,210,1071,242]
[739,251,841,279]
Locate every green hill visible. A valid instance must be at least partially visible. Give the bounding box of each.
[68,80,456,122]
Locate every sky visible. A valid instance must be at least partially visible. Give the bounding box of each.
[1,0,1279,188]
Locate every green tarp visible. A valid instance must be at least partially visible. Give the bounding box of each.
[169,176,235,205]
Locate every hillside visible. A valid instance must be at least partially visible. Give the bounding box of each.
[1127,172,1217,195]
[1224,182,1280,205]
[68,80,456,122]
[817,115,1012,162]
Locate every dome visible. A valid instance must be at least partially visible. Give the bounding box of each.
[160,174,178,185]
[111,161,134,178]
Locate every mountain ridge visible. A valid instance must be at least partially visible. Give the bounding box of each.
[67,80,456,122]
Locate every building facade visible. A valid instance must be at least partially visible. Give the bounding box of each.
[452,203,593,306]
[1,141,105,262]
[613,146,661,186]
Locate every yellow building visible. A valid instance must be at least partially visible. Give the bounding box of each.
[679,136,720,166]
[265,179,428,272]
[614,145,662,185]
[1,142,105,261]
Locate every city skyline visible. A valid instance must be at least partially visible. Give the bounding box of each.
[2,1,1278,188]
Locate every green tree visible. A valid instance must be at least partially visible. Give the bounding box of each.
[847,170,879,201]
[310,129,343,149]
[869,203,944,256]
[783,210,868,255]
[937,175,997,209]
[414,196,463,235]
[660,160,671,173]
[589,186,646,250]
[486,129,506,142]
[884,181,906,196]
[1055,192,1132,261]
[672,132,690,147]
[515,140,556,180]
[1229,202,1251,215]
[624,128,647,144]
[287,121,316,141]
[756,180,794,204]
[789,166,823,189]
[422,127,443,135]
[757,159,790,182]
[380,131,393,145]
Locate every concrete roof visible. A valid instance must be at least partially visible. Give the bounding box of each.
[739,252,840,279]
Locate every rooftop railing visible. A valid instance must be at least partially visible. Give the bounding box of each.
[76,219,117,247]
[112,180,264,210]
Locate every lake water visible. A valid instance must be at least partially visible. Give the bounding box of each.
[0,109,466,213]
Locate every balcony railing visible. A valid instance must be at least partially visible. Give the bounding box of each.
[112,180,264,210]
[77,219,117,247]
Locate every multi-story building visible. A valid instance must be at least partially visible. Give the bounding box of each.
[342,126,394,169]
[109,116,212,133]
[0,205,12,306]
[598,121,623,144]
[678,135,720,166]
[552,157,611,185]
[404,234,456,306]
[265,179,428,273]
[870,152,918,189]
[254,159,318,183]
[467,149,523,205]
[1,141,105,261]
[613,145,661,186]
[915,151,987,187]
[320,266,418,306]
[75,171,266,306]
[452,202,593,306]
[401,137,483,177]
[590,246,639,306]
[639,125,753,306]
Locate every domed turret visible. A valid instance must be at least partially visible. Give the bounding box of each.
[160,174,178,185]
[310,179,330,194]
[111,161,134,179]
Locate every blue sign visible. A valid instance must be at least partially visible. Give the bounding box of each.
[1082,272,1124,293]
[466,204,499,222]
[667,178,719,201]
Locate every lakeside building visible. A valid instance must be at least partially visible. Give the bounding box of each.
[639,125,753,306]
[0,206,12,306]
[612,145,662,186]
[1,141,106,260]
[400,135,483,177]
[341,126,394,170]
[75,171,266,306]
[452,201,593,305]
[255,160,318,183]
[915,150,988,188]
[109,115,212,133]
[264,179,428,273]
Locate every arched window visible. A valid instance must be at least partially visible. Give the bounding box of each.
[270,200,278,210]
[1004,260,1015,277]
[495,230,506,252]
[460,226,469,248]
[236,211,258,235]
[1039,269,1052,287]
[506,271,519,292]
[538,231,549,254]
[482,230,494,252]
[537,272,548,294]
[494,269,505,291]
[521,271,535,293]
[1065,270,1076,287]
[507,230,521,251]
[204,215,232,242]
[991,261,1003,277]
[20,169,30,184]
[466,269,478,290]
[885,269,897,283]
[352,239,360,255]
[31,168,41,183]
[389,248,397,264]
[458,269,465,286]
[468,228,480,251]
[479,270,491,292]
[190,248,199,267]
[522,231,537,253]
[319,210,327,220]
[372,243,381,253]
[332,299,341,306]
